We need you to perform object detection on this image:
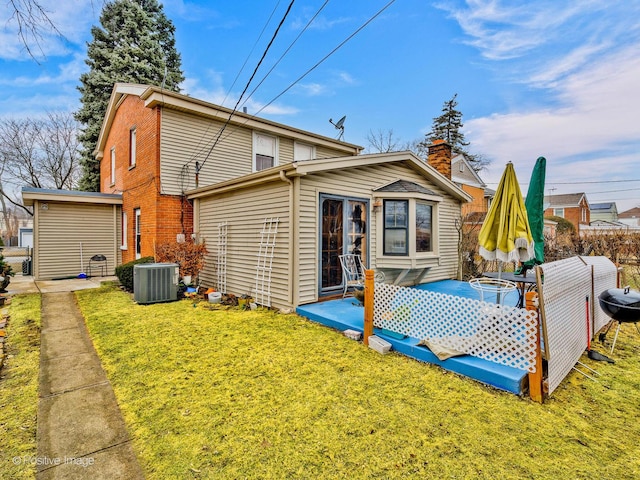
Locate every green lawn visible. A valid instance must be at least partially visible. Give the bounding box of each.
[0,294,41,480]
[76,285,640,479]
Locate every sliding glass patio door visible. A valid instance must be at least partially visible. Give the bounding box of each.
[319,195,368,295]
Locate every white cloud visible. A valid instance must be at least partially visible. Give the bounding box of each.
[0,0,97,61]
[437,1,606,60]
[295,82,328,96]
[467,45,640,199]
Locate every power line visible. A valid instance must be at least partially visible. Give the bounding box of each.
[214,0,397,149]
[486,178,640,186]
[180,1,285,170]
[240,0,331,111]
[222,0,283,107]
[253,0,397,117]
[197,0,297,172]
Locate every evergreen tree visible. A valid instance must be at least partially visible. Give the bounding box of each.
[75,0,184,191]
[420,94,488,170]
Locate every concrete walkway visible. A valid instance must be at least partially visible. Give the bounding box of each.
[8,276,145,479]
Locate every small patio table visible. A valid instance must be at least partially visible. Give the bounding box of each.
[483,270,538,308]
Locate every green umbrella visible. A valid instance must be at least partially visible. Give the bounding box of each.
[523,156,546,269]
[478,162,534,267]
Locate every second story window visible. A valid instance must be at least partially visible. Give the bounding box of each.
[294,142,315,161]
[554,208,564,217]
[129,127,137,167]
[253,132,278,171]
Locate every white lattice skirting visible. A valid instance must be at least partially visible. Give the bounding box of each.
[374,283,539,372]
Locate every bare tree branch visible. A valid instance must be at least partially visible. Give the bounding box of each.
[7,0,65,61]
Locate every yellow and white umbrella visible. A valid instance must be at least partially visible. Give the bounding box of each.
[479,162,534,265]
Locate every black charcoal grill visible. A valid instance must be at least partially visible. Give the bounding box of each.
[598,286,640,353]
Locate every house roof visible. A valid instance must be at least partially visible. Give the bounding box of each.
[21,187,123,207]
[94,83,363,160]
[544,193,589,209]
[590,202,617,212]
[450,153,486,188]
[373,180,438,196]
[619,207,640,218]
[187,151,472,203]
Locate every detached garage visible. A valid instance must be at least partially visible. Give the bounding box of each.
[21,188,122,280]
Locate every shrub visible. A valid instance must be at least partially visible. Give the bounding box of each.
[545,215,575,235]
[115,256,155,291]
[155,241,208,279]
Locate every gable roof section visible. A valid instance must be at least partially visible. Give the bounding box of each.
[373,179,438,196]
[22,187,122,206]
[188,151,471,203]
[619,207,640,218]
[590,202,617,212]
[450,153,486,188]
[95,83,363,160]
[544,193,589,209]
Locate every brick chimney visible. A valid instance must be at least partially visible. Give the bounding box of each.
[427,139,452,180]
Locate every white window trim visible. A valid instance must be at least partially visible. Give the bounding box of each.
[110,147,116,185]
[252,131,279,172]
[135,208,141,259]
[129,127,137,168]
[375,193,439,260]
[554,207,564,217]
[120,212,128,250]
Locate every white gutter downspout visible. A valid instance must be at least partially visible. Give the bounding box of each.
[279,170,297,309]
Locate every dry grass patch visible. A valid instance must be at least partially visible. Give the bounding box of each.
[0,294,41,480]
[77,285,640,479]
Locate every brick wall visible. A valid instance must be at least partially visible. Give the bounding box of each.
[427,139,452,180]
[544,202,590,233]
[101,95,193,263]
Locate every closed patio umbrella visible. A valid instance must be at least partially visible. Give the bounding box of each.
[522,156,546,271]
[478,162,534,271]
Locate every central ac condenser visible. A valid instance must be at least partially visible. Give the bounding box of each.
[133,263,180,304]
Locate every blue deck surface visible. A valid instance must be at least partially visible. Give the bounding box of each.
[296,280,528,395]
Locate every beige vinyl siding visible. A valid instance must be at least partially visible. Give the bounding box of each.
[34,202,119,280]
[298,163,462,304]
[315,145,353,159]
[279,137,294,165]
[160,109,253,194]
[197,181,291,309]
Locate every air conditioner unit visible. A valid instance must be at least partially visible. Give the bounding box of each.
[133,263,180,304]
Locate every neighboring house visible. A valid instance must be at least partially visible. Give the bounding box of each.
[589,202,618,222]
[22,83,471,308]
[544,193,590,232]
[450,152,490,221]
[619,207,640,227]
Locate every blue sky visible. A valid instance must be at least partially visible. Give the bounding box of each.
[1,0,639,212]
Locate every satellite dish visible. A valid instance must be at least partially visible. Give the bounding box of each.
[329,115,346,140]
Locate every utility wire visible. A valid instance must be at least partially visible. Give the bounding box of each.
[240,0,331,111]
[197,0,296,172]
[222,0,283,107]
[253,0,397,118]
[215,0,397,149]
[180,0,284,171]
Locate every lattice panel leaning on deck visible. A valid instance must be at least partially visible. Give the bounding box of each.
[580,256,618,336]
[538,257,592,395]
[373,284,539,372]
